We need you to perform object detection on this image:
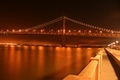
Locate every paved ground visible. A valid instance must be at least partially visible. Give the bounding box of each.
[100,49,118,80]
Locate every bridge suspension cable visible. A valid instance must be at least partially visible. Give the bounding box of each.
[65,17,118,33]
[0,17,62,33]
[22,17,62,32]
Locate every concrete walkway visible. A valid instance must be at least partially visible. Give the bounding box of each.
[105,48,120,64]
[100,49,118,80]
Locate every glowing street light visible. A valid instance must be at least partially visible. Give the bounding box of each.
[116,41,119,44]
[78,30,81,33]
[26,30,28,32]
[33,30,36,32]
[12,29,15,32]
[7,29,9,32]
[58,30,60,33]
[68,30,71,33]
[19,29,22,32]
[115,41,119,48]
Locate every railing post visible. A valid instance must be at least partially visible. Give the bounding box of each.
[90,56,100,80]
[97,52,103,73]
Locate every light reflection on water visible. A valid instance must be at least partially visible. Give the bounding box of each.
[0,45,101,80]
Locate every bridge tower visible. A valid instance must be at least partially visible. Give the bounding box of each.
[61,16,66,47]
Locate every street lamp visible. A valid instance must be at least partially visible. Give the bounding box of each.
[116,40,119,49]
[116,41,119,44]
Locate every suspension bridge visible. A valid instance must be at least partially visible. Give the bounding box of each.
[0,16,120,47]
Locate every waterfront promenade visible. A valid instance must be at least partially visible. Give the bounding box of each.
[64,48,120,80]
[104,48,120,80]
[100,48,118,80]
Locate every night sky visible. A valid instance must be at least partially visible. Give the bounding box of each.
[0,0,120,31]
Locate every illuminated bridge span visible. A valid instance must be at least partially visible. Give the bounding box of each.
[1,16,120,37]
[0,16,120,46]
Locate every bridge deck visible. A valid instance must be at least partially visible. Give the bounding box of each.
[101,48,120,80]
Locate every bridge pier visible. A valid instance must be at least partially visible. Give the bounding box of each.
[61,16,66,47]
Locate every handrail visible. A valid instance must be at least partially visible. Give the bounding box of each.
[63,49,103,80]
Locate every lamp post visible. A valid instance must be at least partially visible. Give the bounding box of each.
[116,41,119,49]
[116,41,119,45]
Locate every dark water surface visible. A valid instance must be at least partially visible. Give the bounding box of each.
[0,45,101,80]
[0,35,102,80]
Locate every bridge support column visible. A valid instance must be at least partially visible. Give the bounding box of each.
[61,16,66,47]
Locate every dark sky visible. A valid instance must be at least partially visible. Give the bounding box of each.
[0,0,120,30]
